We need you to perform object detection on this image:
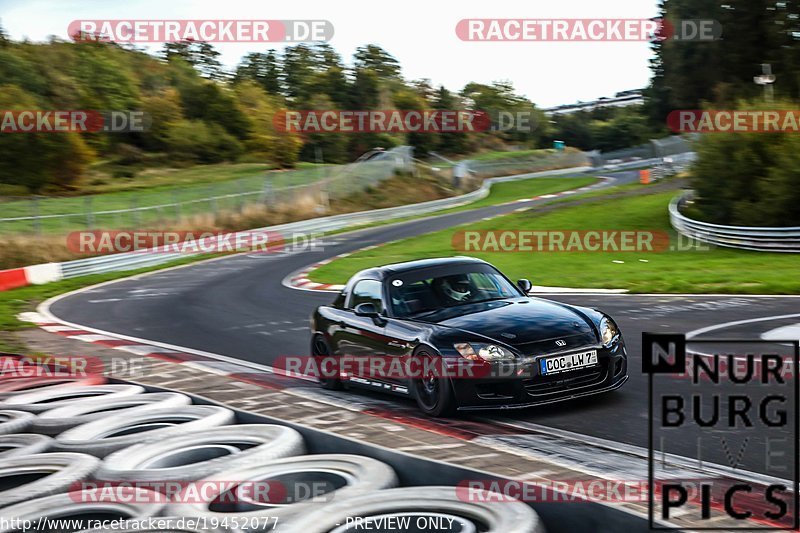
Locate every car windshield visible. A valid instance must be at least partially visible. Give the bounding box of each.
[389,269,520,318]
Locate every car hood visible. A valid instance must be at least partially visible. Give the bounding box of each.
[418,298,598,352]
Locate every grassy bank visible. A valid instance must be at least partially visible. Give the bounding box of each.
[310,189,800,294]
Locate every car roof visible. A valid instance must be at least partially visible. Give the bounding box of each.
[351,257,489,282]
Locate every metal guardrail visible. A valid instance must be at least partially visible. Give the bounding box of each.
[670,191,800,252]
[59,162,593,279]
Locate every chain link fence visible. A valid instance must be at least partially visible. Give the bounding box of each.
[463,150,590,180]
[0,147,413,235]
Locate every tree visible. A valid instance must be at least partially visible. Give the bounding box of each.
[263,50,282,94]
[177,78,250,139]
[139,87,184,150]
[433,86,471,154]
[162,40,225,80]
[690,100,800,227]
[234,81,302,167]
[312,44,349,108]
[354,45,401,79]
[282,44,317,103]
[0,20,8,48]
[0,85,94,191]
[393,88,436,155]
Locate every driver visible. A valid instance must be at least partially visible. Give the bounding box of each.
[433,274,473,304]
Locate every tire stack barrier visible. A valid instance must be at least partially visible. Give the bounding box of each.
[0,354,546,533]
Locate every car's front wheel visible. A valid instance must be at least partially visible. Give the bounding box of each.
[311,335,343,390]
[411,348,456,417]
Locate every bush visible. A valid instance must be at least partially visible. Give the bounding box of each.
[691,101,800,226]
[164,119,244,163]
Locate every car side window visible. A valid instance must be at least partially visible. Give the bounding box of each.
[348,279,384,311]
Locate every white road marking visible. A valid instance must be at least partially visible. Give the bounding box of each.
[686,313,800,338]
[68,334,118,342]
[762,323,800,341]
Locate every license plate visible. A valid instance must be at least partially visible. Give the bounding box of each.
[539,350,598,375]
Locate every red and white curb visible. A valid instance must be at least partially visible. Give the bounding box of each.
[0,263,62,292]
[283,245,380,293]
[16,309,311,390]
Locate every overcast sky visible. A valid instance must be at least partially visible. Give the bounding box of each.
[1,0,660,108]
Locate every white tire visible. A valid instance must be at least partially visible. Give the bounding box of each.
[0,452,99,508]
[97,424,305,482]
[1,384,144,413]
[31,392,192,435]
[167,454,398,522]
[0,409,35,435]
[0,433,52,458]
[54,406,235,458]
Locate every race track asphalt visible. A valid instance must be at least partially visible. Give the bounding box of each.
[48,169,800,476]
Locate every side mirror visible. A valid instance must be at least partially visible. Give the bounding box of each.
[354,302,387,325]
[354,302,379,316]
[517,279,532,294]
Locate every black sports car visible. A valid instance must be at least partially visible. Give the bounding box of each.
[310,257,628,416]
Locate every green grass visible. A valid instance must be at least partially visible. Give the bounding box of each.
[449,175,597,211]
[469,148,556,161]
[310,191,800,294]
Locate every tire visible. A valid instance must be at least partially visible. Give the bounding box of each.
[312,335,343,390]
[31,392,192,435]
[0,488,165,533]
[0,376,107,400]
[2,384,144,413]
[278,486,544,533]
[97,424,306,482]
[411,348,457,417]
[0,434,52,459]
[0,409,35,435]
[0,452,99,508]
[168,454,398,521]
[54,405,235,458]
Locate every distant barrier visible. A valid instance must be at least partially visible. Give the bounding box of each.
[670,191,800,252]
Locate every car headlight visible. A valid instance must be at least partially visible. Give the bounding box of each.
[454,343,514,362]
[600,316,619,347]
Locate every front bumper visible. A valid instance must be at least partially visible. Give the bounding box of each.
[451,344,628,411]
